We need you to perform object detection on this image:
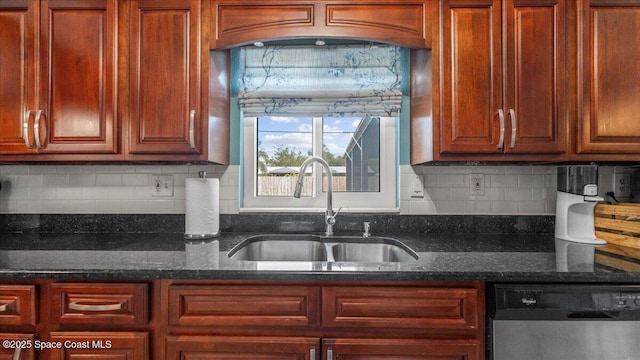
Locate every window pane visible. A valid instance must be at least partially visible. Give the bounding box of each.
[323,117,380,193]
[257,116,313,197]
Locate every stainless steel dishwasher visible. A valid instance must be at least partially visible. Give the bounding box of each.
[488,284,640,360]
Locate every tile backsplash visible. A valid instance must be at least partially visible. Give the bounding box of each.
[0,164,559,215]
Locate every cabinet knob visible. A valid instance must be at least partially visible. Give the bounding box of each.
[34,110,47,149]
[22,110,34,149]
[69,301,123,312]
[496,109,505,149]
[12,346,21,360]
[189,109,196,149]
[509,109,517,149]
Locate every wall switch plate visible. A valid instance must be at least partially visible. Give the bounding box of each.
[613,172,631,199]
[411,175,424,198]
[470,173,485,196]
[152,174,174,197]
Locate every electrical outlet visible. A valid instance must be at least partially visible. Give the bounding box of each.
[152,174,174,197]
[470,173,485,196]
[411,175,424,198]
[613,172,631,199]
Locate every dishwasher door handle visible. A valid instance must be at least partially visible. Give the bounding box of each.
[567,311,620,319]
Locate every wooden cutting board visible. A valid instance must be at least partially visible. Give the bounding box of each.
[594,203,640,249]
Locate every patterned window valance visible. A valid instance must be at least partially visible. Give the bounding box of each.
[239,44,403,117]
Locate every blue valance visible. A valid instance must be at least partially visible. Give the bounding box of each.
[239,44,403,117]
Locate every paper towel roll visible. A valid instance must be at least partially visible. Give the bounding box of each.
[185,178,220,239]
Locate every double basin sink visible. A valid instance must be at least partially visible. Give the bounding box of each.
[228,234,418,263]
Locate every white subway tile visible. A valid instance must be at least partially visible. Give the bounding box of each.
[436,174,466,187]
[69,174,96,186]
[95,200,123,213]
[464,201,492,214]
[56,188,83,200]
[505,188,533,201]
[96,174,122,186]
[489,174,518,188]
[43,200,70,213]
[518,174,544,188]
[68,200,96,213]
[424,188,450,201]
[123,174,149,186]
[409,200,437,214]
[434,201,466,214]
[518,201,546,214]
[490,201,519,214]
[43,174,69,186]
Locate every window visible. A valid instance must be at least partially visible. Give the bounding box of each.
[237,44,402,211]
[243,116,397,211]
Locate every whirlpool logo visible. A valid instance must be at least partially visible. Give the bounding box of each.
[521,297,537,306]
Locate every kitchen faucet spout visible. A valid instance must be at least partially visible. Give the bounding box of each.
[293,156,340,236]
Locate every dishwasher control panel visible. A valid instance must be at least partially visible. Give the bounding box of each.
[490,284,640,320]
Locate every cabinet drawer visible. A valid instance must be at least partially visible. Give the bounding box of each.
[49,332,148,360]
[166,335,319,359]
[50,283,148,325]
[168,285,321,328]
[322,286,480,331]
[0,285,37,326]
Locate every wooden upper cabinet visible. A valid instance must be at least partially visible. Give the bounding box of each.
[128,0,203,157]
[0,1,36,155]
[431,0,567,161]
[0,0,118,157]
[210,0,431,49]
[576,0,640,157]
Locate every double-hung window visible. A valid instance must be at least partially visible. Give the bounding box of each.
[239,44,403,211]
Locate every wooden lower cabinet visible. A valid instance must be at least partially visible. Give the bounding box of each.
[166,336,319,360]
[162,281,485,360]
[165,336,480,360]
[323,338,482,360]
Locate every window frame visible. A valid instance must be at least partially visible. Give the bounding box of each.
[241,116,398,212]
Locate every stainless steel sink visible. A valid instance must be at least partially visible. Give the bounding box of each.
[228,234,418,263]
[332,242,418,262]
[228,235,328,261]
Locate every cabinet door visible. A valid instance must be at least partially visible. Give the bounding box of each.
[322,338,481,360]
[48,332,148,360]
[0,333,35,360]
[38,0,118,154]
[166,336,319,360]
[504,0,566,154]
[577,0,640,155]
[0,0,36,154]
[129,0,202,155]
[440,0,503,154]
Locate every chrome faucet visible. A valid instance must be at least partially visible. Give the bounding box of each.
[293,156,341,236]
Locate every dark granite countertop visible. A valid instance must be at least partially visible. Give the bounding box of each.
[1,231,638,283]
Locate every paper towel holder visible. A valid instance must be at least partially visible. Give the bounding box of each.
[184,171,220,241]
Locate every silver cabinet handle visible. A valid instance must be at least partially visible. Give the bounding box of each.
[69,301,123,312]
[310,347,316,360]
[0,302,10,312]
[496,109,505,149]
[509,108,517,149]
[22,110,34,148]
[12,346,21,360]
[189,109,196,149]
[327,348,333,360]
[34,110,46,149]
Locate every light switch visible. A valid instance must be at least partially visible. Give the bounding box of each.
[411,175,424,198]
